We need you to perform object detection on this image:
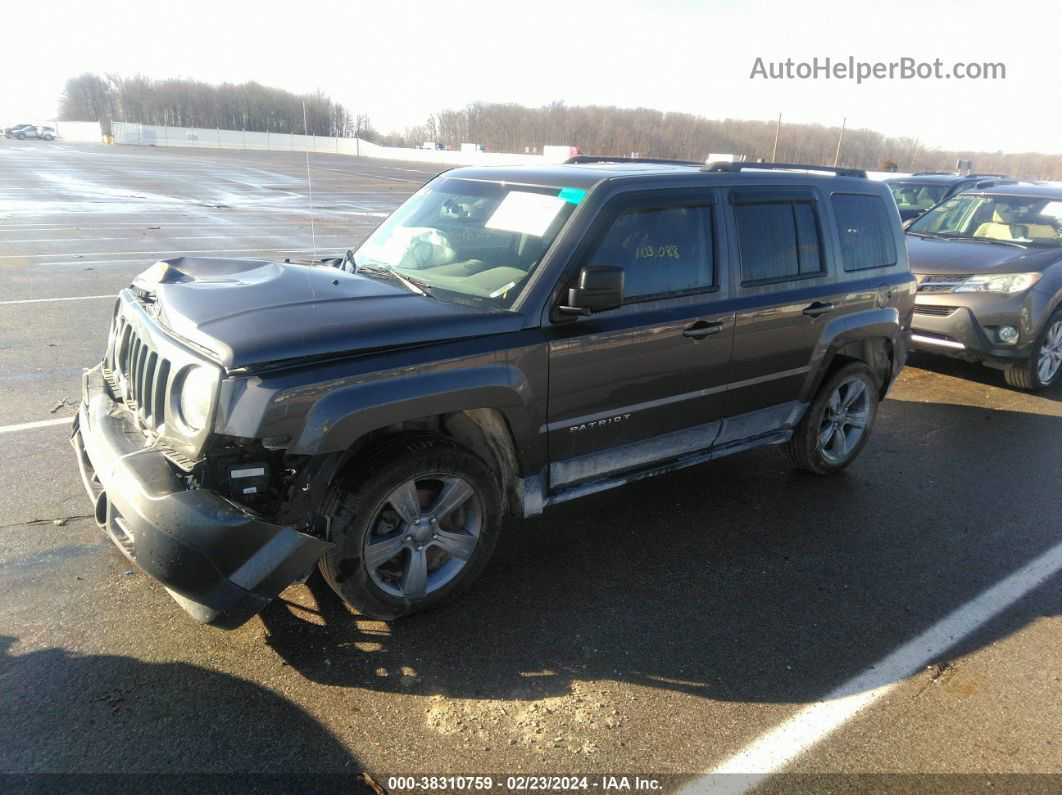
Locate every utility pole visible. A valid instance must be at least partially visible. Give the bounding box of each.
[833,117,847,167]
[771,113,781,162]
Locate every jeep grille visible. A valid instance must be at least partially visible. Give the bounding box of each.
[111,314,172,432]
[103,291,220,461]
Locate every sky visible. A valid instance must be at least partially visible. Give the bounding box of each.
[3,0,1060,154]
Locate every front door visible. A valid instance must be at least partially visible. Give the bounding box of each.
[545,191,735,491]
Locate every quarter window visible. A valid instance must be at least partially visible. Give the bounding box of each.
[832,193,898,270]
[587,204,715,300]
[734,201,823,284]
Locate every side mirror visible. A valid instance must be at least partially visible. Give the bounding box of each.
[557,266,624,316]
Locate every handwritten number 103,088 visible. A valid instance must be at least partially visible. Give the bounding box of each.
[635,245,680,259]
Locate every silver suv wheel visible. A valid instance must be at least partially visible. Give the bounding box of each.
[818,376,871,464]
[1036,320,1062,385]
[364,475,482,599]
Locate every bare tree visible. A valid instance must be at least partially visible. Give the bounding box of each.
[58,73,357,137]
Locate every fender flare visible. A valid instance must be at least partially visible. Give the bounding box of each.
[287,364,538,466]
[801,306,903,401]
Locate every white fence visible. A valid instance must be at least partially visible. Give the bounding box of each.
[110,121,364,155]
[109,122,562,166]
[105,123,930,176]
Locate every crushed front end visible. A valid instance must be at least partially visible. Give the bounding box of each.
[70,291,330,628]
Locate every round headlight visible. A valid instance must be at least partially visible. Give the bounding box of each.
[178,366,216,432]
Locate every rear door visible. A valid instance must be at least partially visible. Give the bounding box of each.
[544,189,735,491]
[723,186,842,423]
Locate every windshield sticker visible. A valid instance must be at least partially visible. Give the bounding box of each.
[485,191,567,237]
[558,187,587,205]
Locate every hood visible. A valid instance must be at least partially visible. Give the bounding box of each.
[131,257,521,368]
[906,235,1062,276]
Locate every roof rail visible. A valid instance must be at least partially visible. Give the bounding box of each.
[703,161,867,178]
[564,155,701,166]
[972,178,1037,188]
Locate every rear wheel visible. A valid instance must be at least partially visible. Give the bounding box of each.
[784,361,879,475]
[319,434,501,620]
[1004,311,1062,390]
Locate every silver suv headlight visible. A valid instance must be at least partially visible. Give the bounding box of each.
[177,365,217,432]
[954,272,1042,294]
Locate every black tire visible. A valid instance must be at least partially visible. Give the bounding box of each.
[43,135,53,141]
[784,361,880,475]
[1003,309,1062,391]
[15,133,24,140]
[318,433,502,620]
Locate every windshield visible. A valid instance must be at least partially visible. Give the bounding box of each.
[908,194,1062,247]
[353,177,581,308]
[888,182,949,213]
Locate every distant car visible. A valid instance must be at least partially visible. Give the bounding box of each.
[3,124,35,139]
[906,184,1062,389]
[6,125,57,141]
[886,173,1030,222]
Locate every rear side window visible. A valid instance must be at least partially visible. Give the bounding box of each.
[734,200,824,284]
[586,204,715,300]
[832,193,897,271]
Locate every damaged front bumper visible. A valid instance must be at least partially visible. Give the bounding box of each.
[71,364,330,628]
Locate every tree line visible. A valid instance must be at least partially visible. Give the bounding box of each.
[381,101,1062,180]
[57,76,1062,178]
[58,73,373,138]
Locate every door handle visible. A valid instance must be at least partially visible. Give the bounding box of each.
[802,301,835,318]
[683,320,725,339]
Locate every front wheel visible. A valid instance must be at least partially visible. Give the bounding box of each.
[319,434,501,620]
[784,362,880,474]
[1004,311,1062,390]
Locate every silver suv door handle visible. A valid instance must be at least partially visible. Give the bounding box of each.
[683,320,725,339]
[802,301,835,318]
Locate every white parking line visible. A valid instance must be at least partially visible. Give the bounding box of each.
[2,247,326,260]
[0,294,117,306]
[687,538,1062,793]
[2,233,356,244]
[0,417,73,434]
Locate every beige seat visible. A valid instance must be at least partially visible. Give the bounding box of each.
[1018,223,1059,240]
[974,208,1019,240]
[973,221,1014,239]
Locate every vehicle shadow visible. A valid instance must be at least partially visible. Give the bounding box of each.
[908,350,1062,399]
[0,635,372,788]
[259,398,1060,707]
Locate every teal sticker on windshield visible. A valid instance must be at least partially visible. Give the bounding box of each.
[558,187,587,205]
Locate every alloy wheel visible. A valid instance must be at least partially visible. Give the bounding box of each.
[363,474,482,599]
[818,376,871,464]
[1037,321,1062,385]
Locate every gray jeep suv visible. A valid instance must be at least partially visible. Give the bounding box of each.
[72,159,914,627]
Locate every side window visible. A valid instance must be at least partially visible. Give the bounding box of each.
[734,200,823,284]
[832,193,898,271]
[586,204,715,300]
